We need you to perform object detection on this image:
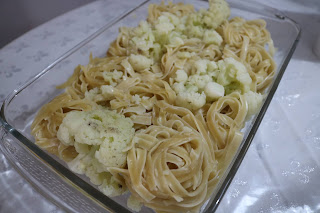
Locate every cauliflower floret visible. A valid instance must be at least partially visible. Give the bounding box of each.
[168,32,184,46]
[244,91,263,117]
[194,59,208,74]
[175,69,188,83]
[98,173,125,197]
[57,112,86,146]
[188,74,211,90]
[130,21,155,54]
[154,13,183,41]
[185,0,230,38]
[173,70,208,111]
[87,164,126,196]
[194,59,218,75]
[155,15,175,35]
[172,82,186,93]
[85,87,99,99]
[185,20,205,38]
[66,146,103,180]
[85,164,104,184]
[203,29,223,45]
[57,109,133,197]
[169,36,184,46]
[57,109,134,168]
[176,91,206,111]
[127,195,143,212]
[101,85,115,100]
[67,153,88,174]
[151,43,162,61]
[161,12,181,27]
[171,57,252,110]
[132,21,152,37]
[95,136,129,169]
[205,0,230,29]
[171,59,223,110]
[84,87,104,102]
[129,54,152,71]
[204,81,225,101]
[74,142,91,154]
[217,57,252,94]
[131,94,142,105]
[102,69,123,86]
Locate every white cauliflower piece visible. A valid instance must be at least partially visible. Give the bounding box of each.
[194,59,209,74]
[161,12,180,27]
[154,13,183,45]
[168,32,184,46]
[95,134,130,169]
[87,164,125,196]
[184,0,230,38]
[130,21,155,54]
[194,59,219,75]
[102,69,123,86]
[176,91,206,111]
[217,57,252,94]
[204,81,225,101]
[67,153,88,174]
[127,195,143,212]
[131,94,142,105]
[169,36,184,46]
[171,59,223,110]
[101,85,115,100]
[84,87,103,102]
[185,15,205,38]
[244,91,263,117]
[98,173,125,197]
[188,74,212,90]
[57,112,86,146]
[57,108,133,197]
[171,57,251,110]
[172,82,186,94]
[203,29,223,45]
[74,142,91,154]
[151,43,162,62]
[129,54,152,71]
[155,15,175,35]
[57,109,134,168]
[65,144,126,196]
[175,69,188,83]
[173,69,208,110]
[205,0,230,29]
[207,60,218,72]
[154,21,185,48]
[85,164,104,184]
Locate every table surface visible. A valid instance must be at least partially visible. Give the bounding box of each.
[1,0,320,212]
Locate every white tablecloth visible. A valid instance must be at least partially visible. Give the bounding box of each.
[1,0,320,212]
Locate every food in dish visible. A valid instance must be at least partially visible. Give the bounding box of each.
[31,0,276,212]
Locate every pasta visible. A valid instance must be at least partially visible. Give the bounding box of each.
[31,0,276,212]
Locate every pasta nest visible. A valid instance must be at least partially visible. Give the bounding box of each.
[111,101,218,212]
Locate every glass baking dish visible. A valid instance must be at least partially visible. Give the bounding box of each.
[0,0,300,212]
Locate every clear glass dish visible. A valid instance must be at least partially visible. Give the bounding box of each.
[0,0,300,212]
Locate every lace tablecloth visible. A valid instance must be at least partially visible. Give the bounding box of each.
[1,0,320,212]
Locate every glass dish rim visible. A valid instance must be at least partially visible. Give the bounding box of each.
[0,0,301,212]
